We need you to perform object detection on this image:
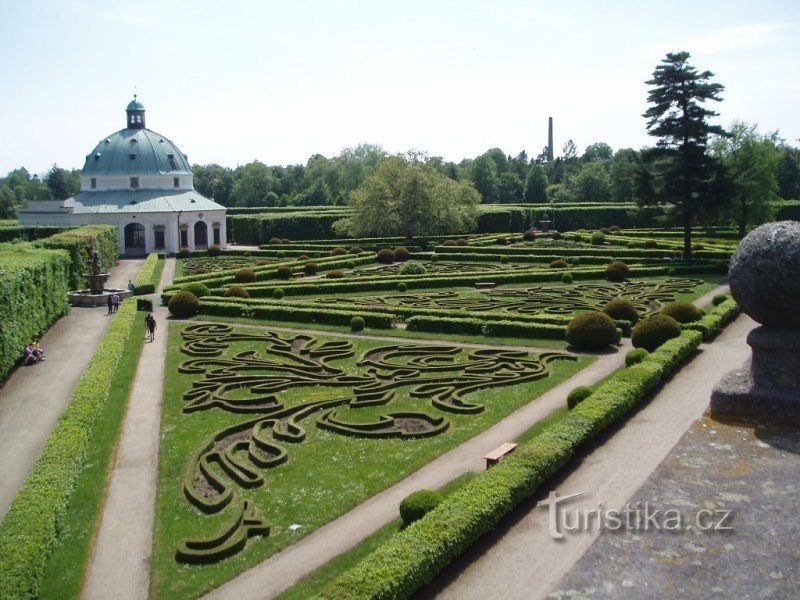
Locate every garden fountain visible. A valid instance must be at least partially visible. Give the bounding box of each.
[68,249,132,307]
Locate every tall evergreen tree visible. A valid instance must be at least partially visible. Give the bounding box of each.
[637,51,727,260]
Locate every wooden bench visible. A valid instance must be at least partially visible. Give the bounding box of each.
[484,442,517,469]
[475,282,496,290]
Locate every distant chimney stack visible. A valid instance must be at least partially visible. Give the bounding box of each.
[547,117,554,161]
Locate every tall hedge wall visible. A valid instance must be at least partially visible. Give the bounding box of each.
[35,225,118,289]
[0,244,72,381]
[230,214,344,244]
[0,225,66,243]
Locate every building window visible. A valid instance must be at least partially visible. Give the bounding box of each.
[136,115,142,123]
[90,178,97,189]
[130,177,139,189]
[173,177,180,188]
[130,153,136,160]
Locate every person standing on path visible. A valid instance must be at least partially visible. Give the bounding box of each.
[112,292,120,313]
[145,313,156,342]
[128,280,135,294]
[107,294,113,315]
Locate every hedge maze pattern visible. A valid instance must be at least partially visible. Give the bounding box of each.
[176,323,573,562]
[317,278,704,317]
[181,256,280,274]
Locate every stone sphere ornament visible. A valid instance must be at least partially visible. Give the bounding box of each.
[728,220,800,328]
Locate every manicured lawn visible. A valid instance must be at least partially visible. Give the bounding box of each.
[38,312,148,600]
[149,323,593,599]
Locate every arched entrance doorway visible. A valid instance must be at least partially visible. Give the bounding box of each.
[124,222,146,256]
[194,221,208,249]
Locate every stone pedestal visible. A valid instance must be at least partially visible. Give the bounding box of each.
[711,326,800,425]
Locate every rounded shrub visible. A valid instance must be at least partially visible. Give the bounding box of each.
[168,291,199,318]
[660,300,702,323]
[712,294,729,306]
[399,260,426,275]
[591,231,606,245]
[631,314,682,351]
[281,238,291,244]
[394,246,411,262]
[442,239,458,247]
[326,269,345,279]
[562,272,574,284]
[550,259,568,269]
[234,268,257,283]
[181,282,210,298]
[397,282,408,292]
[192,267,210,275]
[627,241,638,249]
[272,287,285,299]
[399,489,443,526]
[609,225,621,233]
[605,260,630,282]
[523,230,536,241]
[496,236,508,245]
[176,247,191,259]
[207,244,222,256]
[667,267,678,276]
[376,248,396,264]
[349,245,363,254]
[268,237,282,245]
[600,227,611,235]
[430,253,439,263]
[276,265,293,280]
[693,244,705,251]
[500,255,510,264]
[456,238,468,246]
[350,316,366,332]
[303,262,319,275]
[298,254,310,261]
[568,257,581,266]
[551,231,562,240]
[276,251,286,259]
[224,285,250,299]
[571,233,584,243]
[643,239,658,249]
[346,260,357,269]
[625,347,649,367]
[331,247,347,256]
[602,297,639,325]
[565,311,619,350]
[567,386,593,409]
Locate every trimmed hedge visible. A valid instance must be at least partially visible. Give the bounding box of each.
[0,299,137,598]
[316,330,704,599]
[199,299,394,329]
[35,224,117,289]
[0,244,72,381]
[399,490,443,526]
[683,297,740,340]
[133,253,160,295]
[406,316,567,340]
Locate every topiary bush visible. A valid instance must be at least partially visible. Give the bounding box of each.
[430,253,439,263]
[397,282,408,292]
[349,245,363,254]
[631,314,682,351]
[441,239,458,247]
[567,386,593,409]
[591,231,606,245]
[602,297,639,325]
[331,247,347,256]
[565,311,619,350]
[281,238,291,244]
[268,237,282,245]
[660,300,702,323]
[625,347,649,367]
[192,267,210,275]
[496,236,508,245]
[207,244,222,256]
[181,282,210,298]
[399,489,443,526]
[394,246,411,262]
[500,255,510,264]
[273,288,285,299]
[667,267,677,276]
[276,265,293,280]
[456,238,468,246]
[562,272,574,284]
[225,285,250,299]
[234,268,256,283]
[712,294,728,306]
[350,316,365,332]
[643,239,658,249]
[550,259,568,269]
[522,230,535,241]
[168,291,200,318]
[176,247,191,259]
[136,297,153,312]
[551,231,562,240]
[571,233,584,243]
[326,270,345,279]
[376,248,396,264]
[303,262,319,275]
[609,225,621,233]
[605,260,629,282]
[298,254,310,261]
[399,260,426,275]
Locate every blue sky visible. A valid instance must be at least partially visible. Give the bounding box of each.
[1,0,798,174]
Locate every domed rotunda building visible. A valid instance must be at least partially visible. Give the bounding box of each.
[21,97,227,255]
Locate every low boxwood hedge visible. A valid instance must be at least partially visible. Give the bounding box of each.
[133,253,161,295]
[0,299,138,598]
[683,297,740,340]
[316,329,705,599]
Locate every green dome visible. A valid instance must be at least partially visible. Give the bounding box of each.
[82,128,192,176]
[126,96,145,111]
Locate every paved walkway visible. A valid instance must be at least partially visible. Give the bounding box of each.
[0,258,143,519]
[421,313,755,600]
[83,258,175,600]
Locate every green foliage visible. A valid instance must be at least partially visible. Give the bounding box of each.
[523,230,536,241]
[660,300,702,323]
[549,259,568,269]
[0,300,136,598]
[176,247,192,259]
[273,288,285,299]
[331,247,347,256]
[405,316,566,340]
[683,298,739,340]
[133,253,161,295]
[399,260,426,276]
[394,246,411,262]
[500,255,509,264]
[207,245,222,257]
[276,266,293,280]
[168,291,200,318]
[181,282,210,298]
[397,282,408,292]
[565,311,619,349]
[567,386,593,409]
[350,316,365,332]
[712,294,728,306]
[326,270,345,279]
[605,260,630,282]
[590,231,606,245]
[303,262,319,275]
[234,268,257,283]
[625,347,649,366]
[224,285,251,299]
[602,297,639,325]
[0,244,71,381]
[376,248,395,264]
[562,272,574,284]
[349,245,363,254]
[200,299,393,328]
[136,297,153,311]
[631,314,682,351]
[399,490,443,526]
[35,224,117,289]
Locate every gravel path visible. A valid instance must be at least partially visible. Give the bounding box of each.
[82,258,175,600]
[0,258,143,519]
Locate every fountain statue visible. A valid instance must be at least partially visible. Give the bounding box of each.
[84,249,110,294]
[67,246,132,307]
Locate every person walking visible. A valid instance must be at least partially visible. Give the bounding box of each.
[128,280,135,294]
[107,294,114,315]
[145,313,157,342]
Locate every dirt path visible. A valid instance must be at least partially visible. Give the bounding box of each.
[0,258,143,519]
[82,258,175,600]
[422,313,755,600]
